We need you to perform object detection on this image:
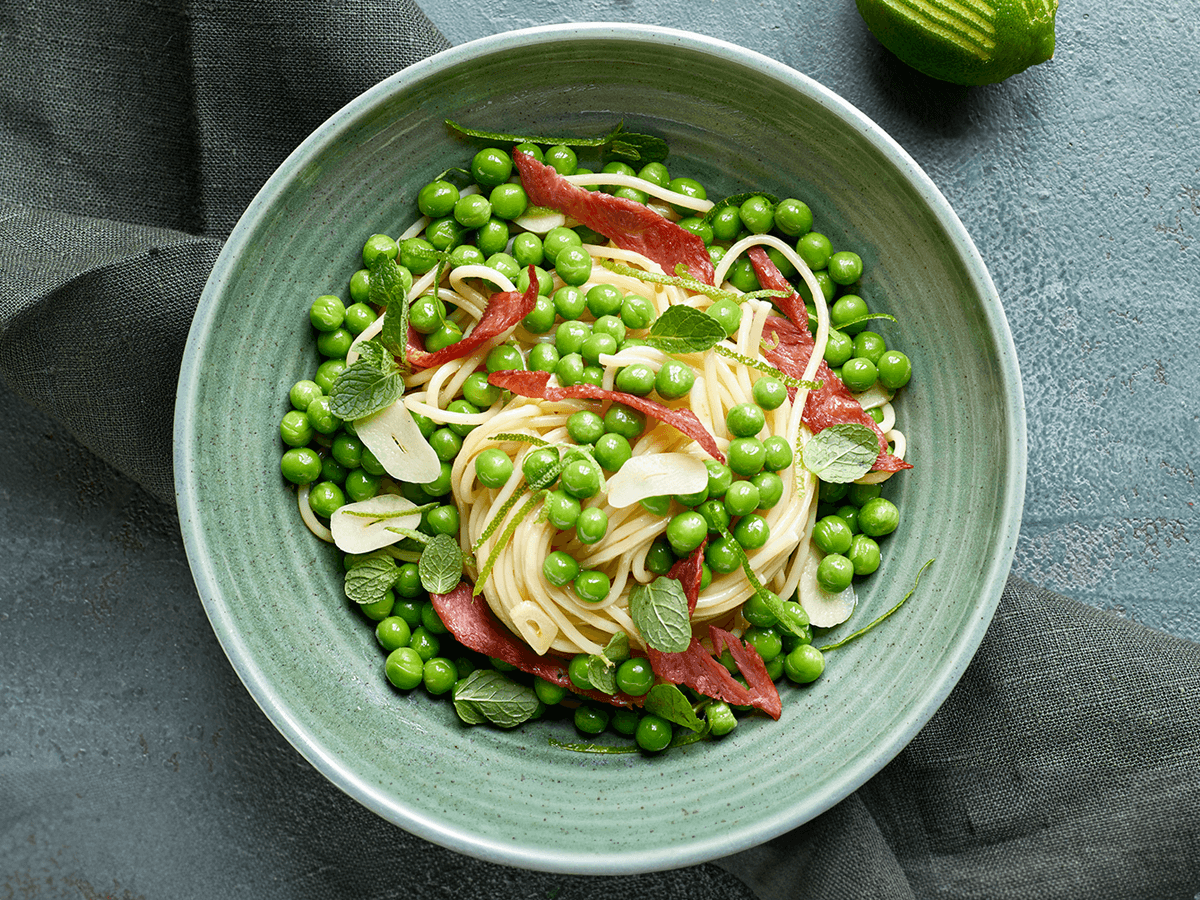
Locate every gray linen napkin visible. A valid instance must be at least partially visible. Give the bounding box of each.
[2,3,1197,898]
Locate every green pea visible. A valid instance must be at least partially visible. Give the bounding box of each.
[751,471,784,509]
[477,219,510,257]
[705,459,734,498]
[574,705,609,735]
[877,351,912,390]
[603,404,646,441]
[485,343,524,373]
[474,448,514,489]
[489,182,527,220]
[710,205,742,242]
[739,195,775,234]
[677,216,714,244]
[528,342,559,372]
[408,626,441,662]
[554,352,584,386]
[289,380,322,412]
[581,332,617,367]
[620,293,655,330]
[732,514,770,549]
[511,232,543,268]
[615,363,655,396]
[544,145,577,175]
[585,283,623,318]
[841,356,879,392]
[567,411,604,445]
[561,458,601,499]
[428,427,462,462]
[726,403,766,438]
[375,616,412,652]
[701,297,741,338]
[426,215,467,251]
[361,234,398,267]
[534,677,568,706]
[796,232,832,270]
[330,434,363,469]
[724,480,760,517]
[471,147,513,186]
[307,480,344,518]
[320,455,347,485]
[316,327,353,359]
[742,591,778,628]
[847,533,882,575]
[816,554,855,592]
[725,257,761,293]
[667,176,707,216]
[655,360,695,400]
[394,562,424,600]
[514,142,543,163]
[675,480,709,508]
[544,490,581,530]
[359,590,395,622]
[828,250,863,285]
[573,570,611,603]
[280,447,321,484]
[728,437,766,477]
[349,269,371,304]
[615,658,654,696]
[835,504,861,533]
[774,198,813,237]
[645,537,677,575]
[761,436,793,472]
[635,714,672,752]
[485,252,519,281]
[853,331,888,365]
[424,321,463,353]
[399,237,439,274]
[305,396,340,435]
[421,461,454,498]
[543,550,580,586]
[542,226,582,265]
[640,495,671,517]
[555,246,592,286]
[344,468,381,502]
[824,329,855,367]
[594,433,632,472]
[313,359,345,393]
[458,371,497,409]
[576,506,609,544]
[553,285,586,320]
[454,194,492,229]
[813,515,854,555]
[592,314,626,344]
[522,447,561,489]
[784,644,825,684]
[385,647,424,690]
[418,179,459,218]
[423,658,458,695]
[858,497,899,537]
[697,498,730,534]
[830,294,870,335]
[555,319,591,356]
[666,510,707,555]
[744,625,783,662]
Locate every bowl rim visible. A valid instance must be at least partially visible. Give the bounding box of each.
[175,21,1027,874]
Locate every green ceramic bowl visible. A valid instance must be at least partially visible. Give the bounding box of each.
[176,24,1025,874]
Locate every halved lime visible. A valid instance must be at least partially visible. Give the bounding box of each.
[857,0,1058,85]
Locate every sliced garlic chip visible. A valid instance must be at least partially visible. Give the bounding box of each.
[330,494,423,555]
[605,452,709,509]
[355,399,441,485]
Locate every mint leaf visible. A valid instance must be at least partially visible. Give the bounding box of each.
[343,554,397,605]
[452,669,541,728]
[629,577,691,653]
[644,683,704,732]
[327,341,402,420]
[445,120,667,166]
[418,532,464,595]
[642,305,726,355]
[702,192,780,226]
[802,423,879,483]
[602,632,631,665]
[588,656,618,695]
[370,255,413,360]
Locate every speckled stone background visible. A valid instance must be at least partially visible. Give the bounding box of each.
[2,0,1198,897]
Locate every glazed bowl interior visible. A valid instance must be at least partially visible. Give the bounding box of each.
[176,23,1025,874]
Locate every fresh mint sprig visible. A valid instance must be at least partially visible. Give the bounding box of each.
[445,120,668,165]
[328,338,403,421]
[641,304,726,355]
[452,669,542,728]
[628,577,691,654]
[801,423,880,484]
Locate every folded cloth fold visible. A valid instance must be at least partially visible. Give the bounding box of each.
[718,577,1200,900]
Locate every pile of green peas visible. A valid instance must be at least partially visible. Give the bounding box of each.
[277,138,909,752]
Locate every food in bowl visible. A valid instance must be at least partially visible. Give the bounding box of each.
[277,124,917,752]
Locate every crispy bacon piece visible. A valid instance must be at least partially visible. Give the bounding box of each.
[667,543,706,616]
[431,582,640,708]
[487,369,725,463]
[513,149,716,285]
[710,626,782,720]
[750,248,911,473]
[645,639,755,708]
[406,267,540,369]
